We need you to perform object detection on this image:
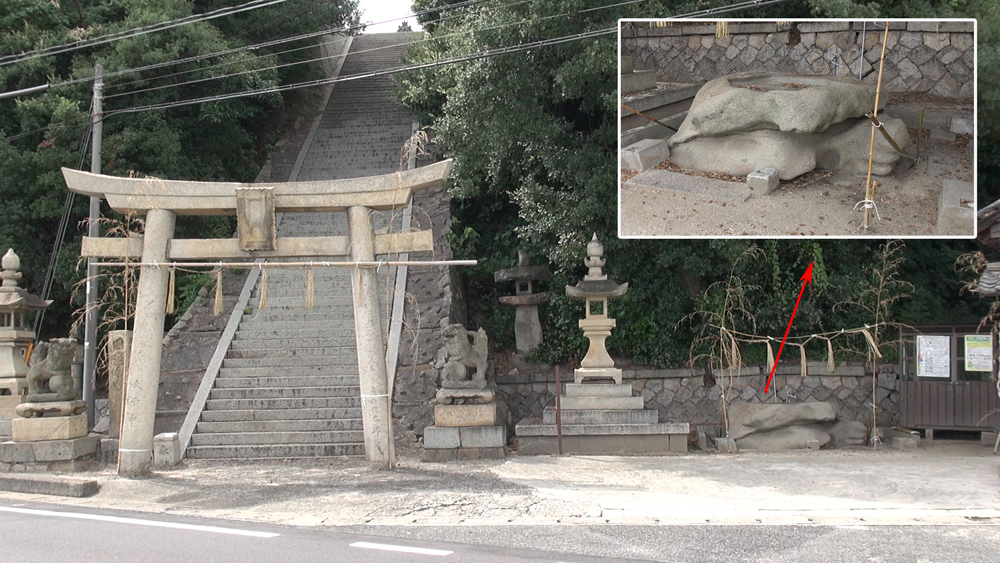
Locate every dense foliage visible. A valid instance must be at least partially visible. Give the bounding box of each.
[397,0,996,367]
[0,0,360,336]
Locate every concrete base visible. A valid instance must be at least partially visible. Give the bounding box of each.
[517,433,687,455]
[434,403,498,427]
[936,179,974,235]
[424,425,507,449]
[12,414,87,442]
[981,431,998,446]
[560,395,644,410]
[543,408,657,425]
[621,70,656,95]
[620,139,670,172]
[0,474,99,497]
[0,435,99,472]
[422,447,506,462]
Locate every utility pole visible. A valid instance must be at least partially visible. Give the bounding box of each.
[83,63,103,428]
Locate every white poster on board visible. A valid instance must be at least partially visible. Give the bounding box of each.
[917,335,950,378]
[964,335,993,372]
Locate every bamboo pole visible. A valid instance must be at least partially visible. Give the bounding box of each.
[94,259,477,269]
[863,23,891,230]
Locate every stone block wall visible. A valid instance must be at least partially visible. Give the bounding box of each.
[499,361,900,431]
[391,180,464,445]
[623,21,974,98]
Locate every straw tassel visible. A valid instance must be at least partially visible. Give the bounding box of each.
[213,267,223,316]
[258,266,268,310]
[799,344,808,378]
[306,266,314,308]
[826,338,836,373]
[165,266,176,314]
[766,340,775,373]
[861,328,883,358]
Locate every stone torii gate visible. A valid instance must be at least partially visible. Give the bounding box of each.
[62,160,453,477]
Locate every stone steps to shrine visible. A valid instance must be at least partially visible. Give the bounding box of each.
[190,430,364,446]
[225,346,364,360]
[196,418,363,433]
[209,386,359,400]
[232,330,355,341]
[185,443,365,459]
[237,317,355,329]
[205,397,361,411]
[217,365,359,377]
[214,376,358,388]
[229,337,357,349]
[222,357,359,368]
[199,407,361,422]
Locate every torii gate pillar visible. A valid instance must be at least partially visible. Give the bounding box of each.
[118,209,175,477]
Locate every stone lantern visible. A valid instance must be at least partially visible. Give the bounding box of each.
[0,249,51,395]
[494,250,552,354]
[565,235,628,384]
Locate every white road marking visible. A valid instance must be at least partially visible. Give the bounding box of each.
[0,506,279,538]
[350,541,453,556]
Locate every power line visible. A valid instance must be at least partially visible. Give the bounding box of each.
[53,0,496,89]
[0,0,291,68]
[105,0,638,101]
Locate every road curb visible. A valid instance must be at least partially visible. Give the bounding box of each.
[0,474,99,498]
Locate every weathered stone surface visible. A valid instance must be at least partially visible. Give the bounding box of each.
[0,473,98,496]
[747,167,779,194]
[542,407,657,425]
[824,419,868,447]
[728,402,838,440]
[564,383,633,397]
[434,403,498,427]
[435,387,494,405]
[736,425,832,450]
[423,426,460,449]
[153,432,181,468]
[459,425,506,448]
[621,139,670,172]
[421,446,506,462]
[560,396,644,410]
[11,414,87,442]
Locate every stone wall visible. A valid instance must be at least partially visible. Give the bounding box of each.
[623,21,974,98]
[391,180,463,445]
[500,361,901,431]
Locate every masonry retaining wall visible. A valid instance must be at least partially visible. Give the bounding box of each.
[623,21,974,98]
[499,361,901,430]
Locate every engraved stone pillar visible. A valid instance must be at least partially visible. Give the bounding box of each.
[348,206,394,469]
[118,209,175,477]
[107,330,132,439]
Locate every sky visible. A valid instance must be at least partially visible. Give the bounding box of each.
[356,0,422,33]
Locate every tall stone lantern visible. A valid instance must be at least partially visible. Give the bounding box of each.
[565,235,628,384]
[0,249,51,395]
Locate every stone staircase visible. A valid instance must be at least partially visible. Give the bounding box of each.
[185,33,417,460]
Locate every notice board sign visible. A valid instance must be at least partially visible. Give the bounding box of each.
[917,335,951,378]
[964,335,993,372]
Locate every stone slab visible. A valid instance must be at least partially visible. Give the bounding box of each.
[517,433,681,455]
[421,447,506,462]
[0,474,98,497]
[929,127,957,142]
[747,167,779,195]
[621,56,634,74]
[515,421,689,437]
[936,179,974,235]
[624,169,752,204]
[153,432,181,468]
[620,116,683,149]
[542,408,657,425]
[101,438,119,464]
[12,414,87,442]
[0,419,10,438]
[559,395,645,411]
[981,431,997,446]
[949,115,973,135]
[435,387,494,404]
[423,426,460,449]
[714,436,738,452]
[564,383,633,397]
[0,395,24,419]
[434,403,498,427]
[621,70,656,96]
[574,367,622,385]
[459,426,506,448]
[621,139,670,172]
[623,83,701,113]
[892,436,919,450]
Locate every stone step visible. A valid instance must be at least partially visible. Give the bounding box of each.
[226,346,362,359]
[204,397,360,410]
[209,386,359,400]
[543,407,658,425]
[237,320,355,331]
[185,443,365,459]
[241,309,358,320]
[229,337,357,349]
[196,418,364,433]
[199,407,361,422]
[190,430,364,446]
[248,297,357,307]
[222,357,358,368]
[213,376,360,388]
[218,365,359,377]
[233,330,356,341]
[515,421,690,437]
[564,383,633,397]
[560,396,645,411]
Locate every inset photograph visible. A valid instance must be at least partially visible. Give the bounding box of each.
[619,20,975,237]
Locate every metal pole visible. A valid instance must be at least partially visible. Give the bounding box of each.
[859,22,866,80]
[555,365,563,455]
[83,64,103,429]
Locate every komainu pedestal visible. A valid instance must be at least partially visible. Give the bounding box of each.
[515,235,689,454]
[422,325,507,461]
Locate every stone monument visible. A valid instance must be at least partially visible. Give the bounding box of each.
[494,250,551,355]
[515,235,689,454]
[0,249,50,439]
[422,324,507,461]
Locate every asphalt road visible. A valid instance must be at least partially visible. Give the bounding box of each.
[1,501,998,563]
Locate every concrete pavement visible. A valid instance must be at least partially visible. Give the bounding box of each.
[0,441,997,527]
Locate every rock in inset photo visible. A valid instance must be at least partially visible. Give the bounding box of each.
[619,19,975,238]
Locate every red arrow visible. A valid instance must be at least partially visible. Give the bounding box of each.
[764,262,814,393]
